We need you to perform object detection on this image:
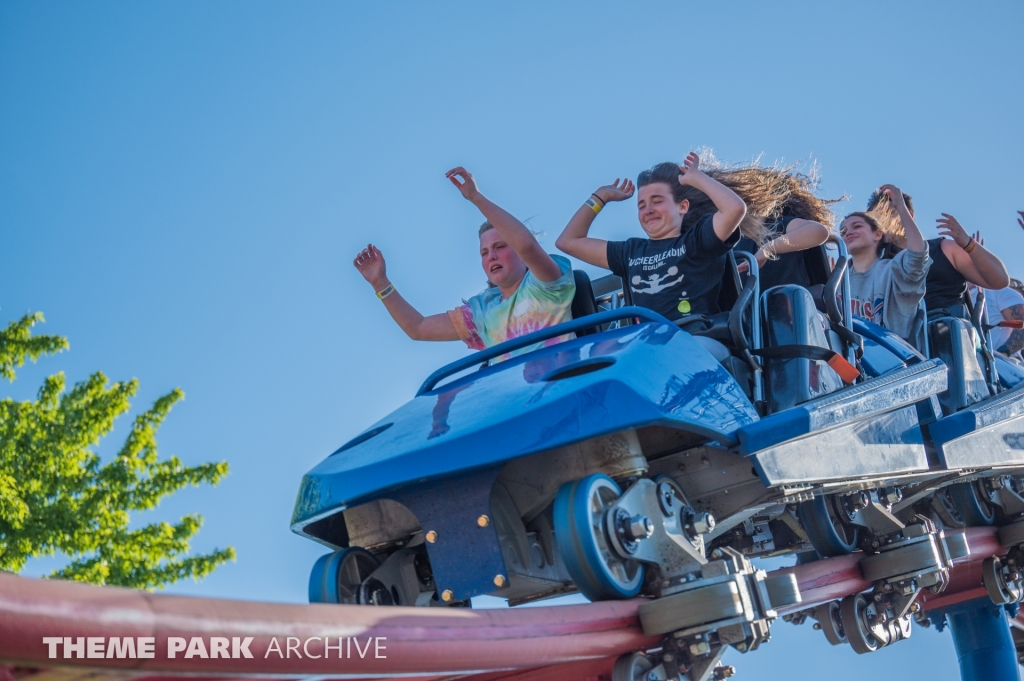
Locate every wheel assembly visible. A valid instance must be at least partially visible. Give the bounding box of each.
[553,473,645,601]
[839,594,880,654]
[815,600,846,645]
[799,494,860,557]
[308,547,382,604]
[839,592,912,655]
[612,652,662,681]
[638,578,746,636]
[653,473,691,509]
[983,556,1023,605]
[949,480,996,526]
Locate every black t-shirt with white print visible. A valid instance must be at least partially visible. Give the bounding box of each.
[606,213,740,321]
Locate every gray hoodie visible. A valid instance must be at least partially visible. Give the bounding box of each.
[848,244,930,339]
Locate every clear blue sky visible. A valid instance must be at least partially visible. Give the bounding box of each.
[2,2,1022,679]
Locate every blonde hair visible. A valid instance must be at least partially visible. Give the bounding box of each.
[863,188,915,250]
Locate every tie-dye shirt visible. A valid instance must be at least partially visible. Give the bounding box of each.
[447,255,576,361]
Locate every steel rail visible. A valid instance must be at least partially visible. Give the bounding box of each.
[0,528,1008,681]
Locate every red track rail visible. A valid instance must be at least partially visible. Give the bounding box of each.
[0,528,1005,681]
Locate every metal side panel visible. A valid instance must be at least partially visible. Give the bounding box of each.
[389,466,506,603]
[750,404,929,487]
[930,382,1024,468]
[736,359,946,456]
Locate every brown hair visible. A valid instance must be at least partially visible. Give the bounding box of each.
[638,153,845,253]
[478,221,494,237]
[842,211,900,259]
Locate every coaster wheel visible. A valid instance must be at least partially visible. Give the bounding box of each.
[553,473,645,601]
[653,473,690,506]
[653,474,703,549]
[983,556,1022,605]
[799,494,860,557]
[638,579,746,636]
[949,480,996,527]
[612,652,657,681]
[839,594,880,654]
[816,600,847,646]
[308,547,381,604]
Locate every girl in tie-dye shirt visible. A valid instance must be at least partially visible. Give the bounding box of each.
[353,166,575,359]
[448,251,575,361]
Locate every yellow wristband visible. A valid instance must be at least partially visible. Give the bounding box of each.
[376,283,396,300]
[585,198,603,215]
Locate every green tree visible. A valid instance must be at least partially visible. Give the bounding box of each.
[0,312,234,589]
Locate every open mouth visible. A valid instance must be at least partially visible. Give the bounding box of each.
[490,264,503,274]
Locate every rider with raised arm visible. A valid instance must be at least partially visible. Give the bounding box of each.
[866,189,1009,318]
[841,185,929,339]
[555,152,746,321]
[354,168,576,361]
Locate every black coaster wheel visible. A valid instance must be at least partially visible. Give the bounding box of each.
[982,556,1022,605]
[799,494,860,557]
[949,480,996,527]
[839,594,880,654]
[308,547,382,604]
[612,652,657,681]
[816,600,847,646]
[638,578,749,636]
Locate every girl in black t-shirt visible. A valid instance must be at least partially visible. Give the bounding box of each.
[555,152,747,320]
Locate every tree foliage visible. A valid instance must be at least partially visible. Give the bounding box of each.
[0,312,234,589]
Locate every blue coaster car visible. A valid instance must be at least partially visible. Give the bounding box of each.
[293,246,1024,666]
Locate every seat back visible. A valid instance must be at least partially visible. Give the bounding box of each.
[761,284,844,413]
[803,244,833,287]
[570,270,600,336]
[715,251,743,314]
[928,317,989,415]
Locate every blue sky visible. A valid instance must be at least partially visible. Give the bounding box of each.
[2,2,1023,679]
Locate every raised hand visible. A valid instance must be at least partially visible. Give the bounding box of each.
[936,213,970,248]
[353,244,388,289]
[879,184,909,214]
[678,151,704,186]
[446,166,482,203]
[594,178,635,204]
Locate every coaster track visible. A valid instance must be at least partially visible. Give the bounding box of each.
[0,528,1012,681]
